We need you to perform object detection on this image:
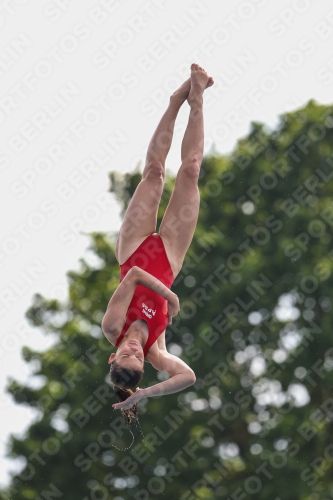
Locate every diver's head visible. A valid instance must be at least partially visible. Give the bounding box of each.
[108,339,144,389]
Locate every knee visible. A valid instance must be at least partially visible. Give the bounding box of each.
[144,161,165,180]
[181,160,201,181]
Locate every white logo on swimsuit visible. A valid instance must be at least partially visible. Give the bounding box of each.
[142,302,156,320]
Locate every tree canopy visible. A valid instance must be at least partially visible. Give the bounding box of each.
[2,99,333,500]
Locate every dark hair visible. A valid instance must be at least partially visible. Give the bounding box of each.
[110,361,144,425]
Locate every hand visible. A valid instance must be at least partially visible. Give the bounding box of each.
[167,293,180,325]
[112,388,145,411]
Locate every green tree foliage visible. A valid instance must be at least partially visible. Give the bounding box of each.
[2,100,333,500]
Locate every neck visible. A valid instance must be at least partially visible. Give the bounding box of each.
[123,320,148,348]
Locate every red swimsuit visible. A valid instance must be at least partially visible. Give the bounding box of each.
[115,233,174,356]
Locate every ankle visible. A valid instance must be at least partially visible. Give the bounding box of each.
[170,93,186,107]
[189,101,203,113]
[188,96,203,110]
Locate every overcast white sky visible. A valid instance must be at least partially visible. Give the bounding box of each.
[1,0,333,486]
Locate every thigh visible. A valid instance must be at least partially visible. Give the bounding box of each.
[159,169,200,277]
[116,174,164,265]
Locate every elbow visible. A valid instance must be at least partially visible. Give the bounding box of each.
[101,316,116,339]
[101,315,109,335]
[187,371,196,386]
[128,266,140,283]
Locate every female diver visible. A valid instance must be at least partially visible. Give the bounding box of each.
[101,64,214,420]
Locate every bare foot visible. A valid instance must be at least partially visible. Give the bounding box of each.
[188,63,214,107]
[171,78,191,102]
[171,72,214,103]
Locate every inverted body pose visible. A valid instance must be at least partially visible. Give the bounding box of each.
[102,64,214,419]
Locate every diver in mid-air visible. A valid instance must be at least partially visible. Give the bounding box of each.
[102,64,214,422]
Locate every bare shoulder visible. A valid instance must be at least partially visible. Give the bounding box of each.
[146,346,194,377]
[156,330,167,350]
[144,330,166,364]
[103,329,121,347]
[144,341,161,364]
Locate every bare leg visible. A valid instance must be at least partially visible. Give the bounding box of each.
[142,81,190,173]
[159,64,214,277]
[115,80,191,264]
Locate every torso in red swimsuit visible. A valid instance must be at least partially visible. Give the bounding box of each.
[115,233,174,357]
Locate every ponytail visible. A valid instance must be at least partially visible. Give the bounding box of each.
[111,386,145,451]
[109,361,144,449]
[113,386,138,425]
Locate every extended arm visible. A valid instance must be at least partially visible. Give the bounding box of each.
[142,349,196,396]
[112,350,196,410]
[140,372,196,398]
[102,266,179,342]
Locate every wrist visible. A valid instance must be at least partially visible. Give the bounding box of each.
[138,387,149,398]
[130,266,141,284]
[166,289,175,302]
